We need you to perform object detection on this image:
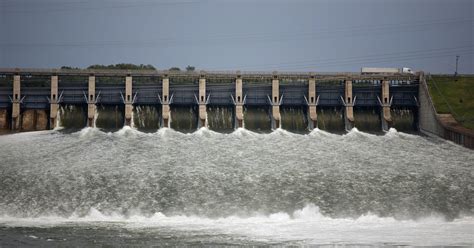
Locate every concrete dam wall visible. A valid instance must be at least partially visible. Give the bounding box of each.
[0,69,419,133]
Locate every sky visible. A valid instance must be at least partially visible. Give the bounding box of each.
[0,0,472,73]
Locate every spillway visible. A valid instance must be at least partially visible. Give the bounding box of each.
[207,106,234,131]
[133,105,161,131]
[353,107,382,132]
[316,107,345,132]
[280,106,307,133]
[95,105,124,130]
[391,107,418,132]
[58,105,87,129]
[170,106,198,132]
[243,106,271,132]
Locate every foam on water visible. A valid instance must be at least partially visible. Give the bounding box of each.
[229,127,259,137]
[308,127,339,138]
[0,204,472,246]
[0,127,473,245]
[269,128,296,137]
[191,127,220,137]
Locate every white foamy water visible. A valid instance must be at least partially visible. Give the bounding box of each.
[1,204,473,246]
[0,127,473,246]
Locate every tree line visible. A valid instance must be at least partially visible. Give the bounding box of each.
[61,64,196,71]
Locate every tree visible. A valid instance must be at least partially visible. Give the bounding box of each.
[186,65,195,71]
[60,66,80,70]
[87,64,156,70]
[169,67,181,71]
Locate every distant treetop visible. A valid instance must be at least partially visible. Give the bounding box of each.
[86,63,156,70]
[60,66,81,70]
[60,64,196,72]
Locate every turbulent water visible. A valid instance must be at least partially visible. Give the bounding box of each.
[0,127,473,246]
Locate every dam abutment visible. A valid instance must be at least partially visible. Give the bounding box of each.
[418,72,474,149]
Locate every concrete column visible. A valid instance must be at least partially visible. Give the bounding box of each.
[87,75,96,127]
[50,75,59,129]
[124,75,133,126]
[381,80,392,131]
[344,80,354,131]
[308,76,317,129]
[162,76,170,127]
[198,76,207,127]
[11,75,21,130]
[271,75,281,129]
[235,75,244,128]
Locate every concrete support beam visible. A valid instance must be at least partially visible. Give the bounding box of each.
[198,76,207,127]
[50,75,59,129]
[344,80,354,131]
[308,77,317,129]
[124,75,133,126]
[87,75,96,127]
[235,75,244,128]
[162,76,170,127]
[381,80,392,131]
[11,75,21,130]
[271,75,281,129]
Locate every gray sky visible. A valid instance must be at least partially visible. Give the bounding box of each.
[0,0,472,73]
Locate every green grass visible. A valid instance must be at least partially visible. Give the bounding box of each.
[427,75,474,130]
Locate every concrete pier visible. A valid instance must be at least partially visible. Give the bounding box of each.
[162,75,170,127]
[11,75,21,130]
[50,75,59,129]
[344,80,354,131]
[381,80,392,131]
[271,74,281,129]
[308,76,317,129]
[235,74,244,128]
[124,75,133,126]
[198,74,207,127]
[87,75,96,127]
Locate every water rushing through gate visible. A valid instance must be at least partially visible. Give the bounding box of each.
[0,127,472,246]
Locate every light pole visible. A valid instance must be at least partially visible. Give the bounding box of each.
[455,55,459,78]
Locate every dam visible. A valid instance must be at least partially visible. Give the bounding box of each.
[0,68,473,246]
[0,68,419,133]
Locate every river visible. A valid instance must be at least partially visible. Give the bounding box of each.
[0,127,472,246]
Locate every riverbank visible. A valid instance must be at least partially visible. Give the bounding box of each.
[427,75,474,130]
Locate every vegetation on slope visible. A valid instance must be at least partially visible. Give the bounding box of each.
[427,75,474,130]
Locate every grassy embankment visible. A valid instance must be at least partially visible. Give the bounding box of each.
[427,75,474,130]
